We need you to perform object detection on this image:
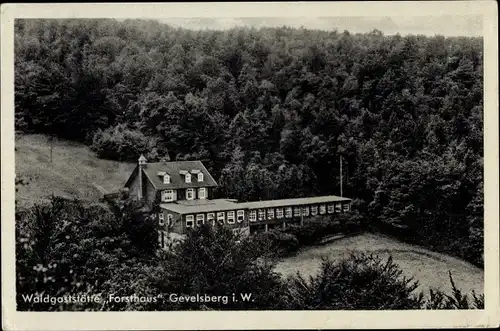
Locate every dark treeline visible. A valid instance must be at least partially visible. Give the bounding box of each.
[15,19,483,266]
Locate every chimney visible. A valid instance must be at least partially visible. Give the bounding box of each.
[138,154,147,199]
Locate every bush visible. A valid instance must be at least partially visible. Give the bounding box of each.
[423,272,484,309]
[253,230,300,257]
[281,253,484,310]
[107,198,158,256]
[283,253,423,309]
[91,124,159,162]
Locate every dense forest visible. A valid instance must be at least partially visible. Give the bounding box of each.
[15,19,483,266]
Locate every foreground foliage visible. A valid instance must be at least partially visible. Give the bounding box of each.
[16,198,483,311]
[284,254,423,309]
[150,225,287,310]
[16,197,160,311]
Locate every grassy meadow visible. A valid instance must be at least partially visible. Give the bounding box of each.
[276,233,484,296]
[15,134,135,208]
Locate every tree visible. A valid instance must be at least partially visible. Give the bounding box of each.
[16,197,160,311]
[150,225,286,310]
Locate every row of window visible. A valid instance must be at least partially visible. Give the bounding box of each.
[183,172,204,184]
[162,172,204,185]
[185,210,245,228]
[248,203,349,221]
[161,188,206,202]
[181,203,350,228]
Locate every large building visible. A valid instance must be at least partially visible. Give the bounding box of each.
[124,156,352,248]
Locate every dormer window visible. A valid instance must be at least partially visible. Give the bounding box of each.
[179,170,191,183]
[191,169,202,182]
[158,171,170,184]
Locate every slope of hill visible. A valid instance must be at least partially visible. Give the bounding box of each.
[275,233,484,296]
[15,134,136,208]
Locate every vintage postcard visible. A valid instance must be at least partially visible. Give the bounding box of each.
[1,1,498,330]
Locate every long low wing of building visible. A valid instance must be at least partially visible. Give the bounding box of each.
[157,195,352,237]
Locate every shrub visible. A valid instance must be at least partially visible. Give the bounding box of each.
[423,272,485,309]
[282,253,484,310]
[107,197,158,256]
[253,230,300,257]
[91,124,159,162]
[282,253,423,309]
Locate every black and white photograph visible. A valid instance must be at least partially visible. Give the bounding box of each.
[1,1,498,330]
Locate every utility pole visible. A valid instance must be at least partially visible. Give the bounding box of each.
[340,155,343,197]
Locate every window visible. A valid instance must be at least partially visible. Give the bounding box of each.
[237,210,245,223]
[207,213,215,226]
[276,208,284,219]
[217,212,225,225]
[163,175,170,184]
[285,207,292,218]
[294,207,301,217]
[258,209,266,221]
[186,215,194,228]
[198,188,206,200]
[267,209,275,220]
[158,213,165,226]
[319,205,326,215]
[328,204,335,214]
[162,190,174,202]
[185,173,191,183]
[227,211,235,224]
[198,173,204,182]
[249,210,257,222]
[343,203,350,212]
[167,214,173,226]
[186,188,194,200]
[335,203,342,213]
[196,214,205,227]
[311,206,318,216]
[302,206,310,216]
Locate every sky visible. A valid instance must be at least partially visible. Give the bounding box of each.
[154,16,483,37]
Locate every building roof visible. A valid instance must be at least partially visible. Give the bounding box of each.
[237,195,351,210]
[126,160,218,190]
[161,199,240,214]
[160,195,351,214]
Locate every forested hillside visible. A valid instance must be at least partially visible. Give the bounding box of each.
[14,19,483,266]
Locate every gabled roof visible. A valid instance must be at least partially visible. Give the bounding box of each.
[125,160,218,190]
